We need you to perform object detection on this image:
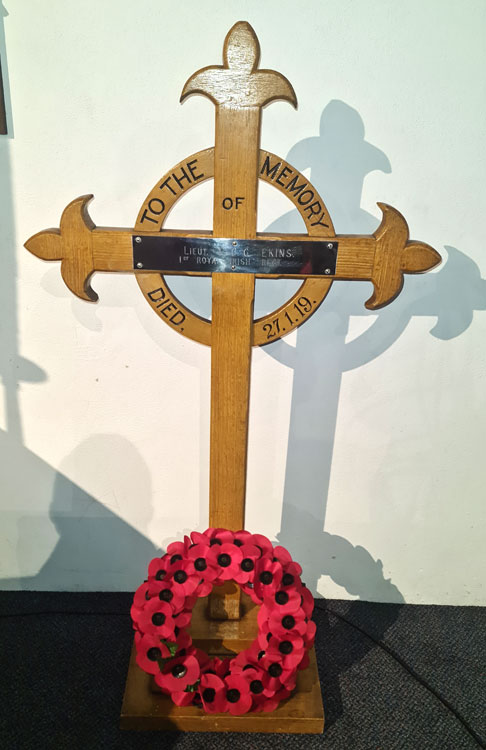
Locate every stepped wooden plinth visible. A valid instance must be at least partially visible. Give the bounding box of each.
[120,590,324,733]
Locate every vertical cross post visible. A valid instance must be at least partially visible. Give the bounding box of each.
[210,107,259,533]
[182,22,296,617]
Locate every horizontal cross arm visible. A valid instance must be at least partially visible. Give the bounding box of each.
[25,195,440,309]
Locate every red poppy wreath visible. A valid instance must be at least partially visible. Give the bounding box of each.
[131,527,315,714]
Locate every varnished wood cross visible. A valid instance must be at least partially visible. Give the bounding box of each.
[26,22,440,620]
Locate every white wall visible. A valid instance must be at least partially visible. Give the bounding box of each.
[1,0,485,604]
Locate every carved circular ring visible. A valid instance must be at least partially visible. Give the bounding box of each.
[135,149,334,346]
[131,528,315,714]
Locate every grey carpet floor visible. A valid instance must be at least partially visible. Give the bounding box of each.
[0,592,484,749]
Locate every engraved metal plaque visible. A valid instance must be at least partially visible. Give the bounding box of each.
[132,236,338,275]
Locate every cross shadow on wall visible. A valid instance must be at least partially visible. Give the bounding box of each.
[256,99,486,596]
[254,99,486,726]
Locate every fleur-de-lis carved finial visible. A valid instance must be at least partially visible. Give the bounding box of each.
[181,21,297,109]
[224,21,259,71]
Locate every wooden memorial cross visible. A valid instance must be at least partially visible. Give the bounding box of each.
[26,22,440,734]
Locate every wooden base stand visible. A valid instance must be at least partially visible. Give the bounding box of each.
[121,591,324,733]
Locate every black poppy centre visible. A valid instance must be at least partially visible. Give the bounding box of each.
[250,679,264,694]
[172,663,187,678]
[218,553,231,567]
[259,571,273,585]
[282,614,295,629]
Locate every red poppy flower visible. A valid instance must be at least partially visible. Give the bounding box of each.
[232,643,262,674]
[223,674,253,715]
[189,530,210,546]
[166,538,190,560]
[259,652,296,693]
[207,542,243,580]
[232,543,261,585]
[147,556,170,583]
[281,560,303,581]
[250,533,274,557]
[186,542,212,561]
[253,559,283,601]
[146,581,186,614]
[198,673,227,713]
[268,606,307,637]
[186,543,220,583]
[167,559,200,596]
[233,530,253,547]
[155,653,200,693]
[203,527,235,546]
[263,586,302,614]
[272,545,293,565]
[137,599,176,639]
[235,663,277,700]
[134,632,171,675]
[267,634,305,670]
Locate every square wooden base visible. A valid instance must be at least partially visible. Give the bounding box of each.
[121,590,324,733]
